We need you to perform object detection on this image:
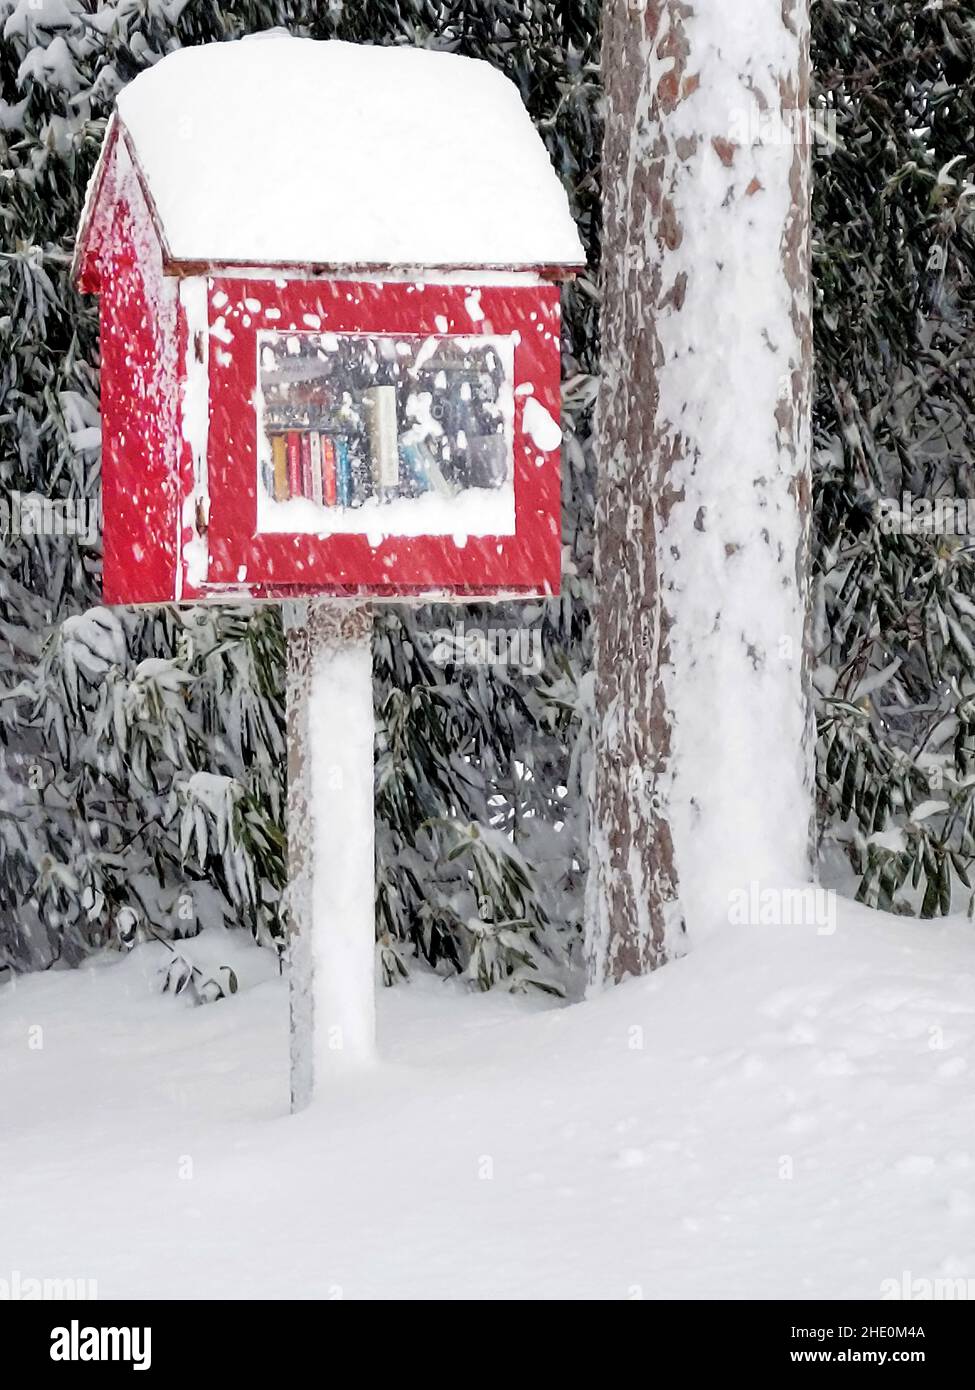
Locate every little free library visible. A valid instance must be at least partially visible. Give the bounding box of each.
[74,32,584,1105]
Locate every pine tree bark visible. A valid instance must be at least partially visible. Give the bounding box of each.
[587,0,814,984]
[586,0,687,986]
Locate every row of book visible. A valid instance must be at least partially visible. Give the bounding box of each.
[269,431,356,507]
[267,383,400,508]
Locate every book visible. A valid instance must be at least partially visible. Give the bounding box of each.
[401,440,453,498]
[309,432,324,506]
[271,434,289,501]
[363,385,400,492]
[321,435,338,507]
[335,437,352,508]
[468,434,508,489]
[348,447,372,508]
[286,432,302,498]
[299,432,313,499]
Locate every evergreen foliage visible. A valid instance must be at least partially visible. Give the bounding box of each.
[812,0,975,915]
[2,0,972,986]
[0,0,598,988]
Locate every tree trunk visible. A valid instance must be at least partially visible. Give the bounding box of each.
[587,0,814,983]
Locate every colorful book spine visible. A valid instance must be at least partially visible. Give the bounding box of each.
[335,437,352,508]
[321,435,338,507]
[286,432,302,498]
[299,432,313,499]
[271,435,289,501]
[309,432,324,506]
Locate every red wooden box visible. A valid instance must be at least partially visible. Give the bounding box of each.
[74,53,583,606]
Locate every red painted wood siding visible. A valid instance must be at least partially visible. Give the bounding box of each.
[99,192,179,605]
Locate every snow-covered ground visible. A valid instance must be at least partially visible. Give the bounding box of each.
[2,902,974,1300]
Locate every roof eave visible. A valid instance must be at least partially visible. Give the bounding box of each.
[72,117,174,294]
[160,256,585,282]
[71,113,119,293]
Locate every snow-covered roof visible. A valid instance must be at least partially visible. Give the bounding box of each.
[101,33,585,271]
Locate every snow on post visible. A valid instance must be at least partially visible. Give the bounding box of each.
[588,0,815,983]
[286,601,376,1110]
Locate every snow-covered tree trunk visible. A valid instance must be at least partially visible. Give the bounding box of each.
[587,0,815,982]
[586,0,687,985]
[285,600,375,1111]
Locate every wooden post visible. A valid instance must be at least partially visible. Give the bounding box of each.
[284,598,375,1112]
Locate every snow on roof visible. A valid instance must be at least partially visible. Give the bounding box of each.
[111,33,585,270]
